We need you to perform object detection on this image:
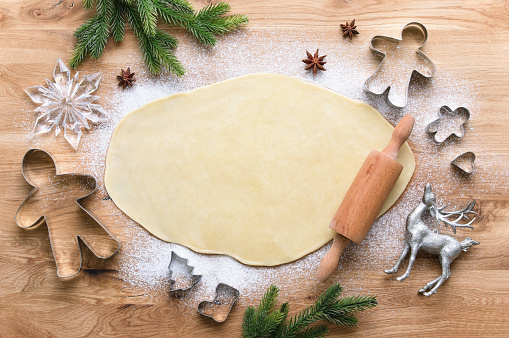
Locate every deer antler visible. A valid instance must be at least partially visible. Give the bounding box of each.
[436,200,477,234]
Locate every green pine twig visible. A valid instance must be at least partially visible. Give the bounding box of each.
[70,0,248,75]
[294,325,329,338]
[241,284,377,338]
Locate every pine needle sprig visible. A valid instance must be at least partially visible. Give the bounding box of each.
[242,285,290,338]
[258,284,280,315]
[83,0,97,10]
[333,295,380,315]
[125,3,184,75]
[110,0,127,42]
[71,0,248,75]
[160,0,193,14]
[293,325,329,338]
[241,283,377,338]
[70,0,113,67]
[137,0,157,37]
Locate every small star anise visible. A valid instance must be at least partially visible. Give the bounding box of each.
[117,67,136,89]
[302,49,327,75]
[340,19,359,39]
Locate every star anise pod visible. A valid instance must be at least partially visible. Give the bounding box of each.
[340,19,359,39]
[117,67,136,89]
[302,49,327,75]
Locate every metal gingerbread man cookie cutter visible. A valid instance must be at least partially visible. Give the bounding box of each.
[426,106,471,143]
[15,149,120,278]
[364,22,436,108]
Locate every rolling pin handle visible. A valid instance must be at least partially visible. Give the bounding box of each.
[316,233,352,282]
[383,114,415,160]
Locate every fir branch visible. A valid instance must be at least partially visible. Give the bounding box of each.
[243,285,288,338]
[317,313,358,328]
[155,2,216,45]
[125,3,184,76]
[111,0,127,42]
[242,306,257,337]
[196,2,231,20]
[255,310,287,338]
[294,325,329,338]
[156,1,248,46]
[137,0,157,37]
[160,0,194,14]
[241,283,377,338]
[197,14,249,37]
[333,295,379,316]
[258,285,280,315]
[282,284,344,337]
[83,0,97,10]
[273,302,290,335]
[71,0,248,75]
[70,0,113,67]
[91,0,114,58]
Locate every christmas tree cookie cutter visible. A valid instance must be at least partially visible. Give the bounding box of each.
[15,149,120,278]
[364,22,436,108]
[451,151,476,174]
[168,251,202,296]
[426,106,471,143]
[198,283,240,323]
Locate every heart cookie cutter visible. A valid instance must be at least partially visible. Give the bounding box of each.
[364,22,436,108]
[198,283,240,323]
[451,151,476,174]
[168,251,202,297]
[427,106,471,143]
[15,149,120,277]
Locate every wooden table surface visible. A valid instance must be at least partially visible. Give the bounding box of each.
[1,0,509,336]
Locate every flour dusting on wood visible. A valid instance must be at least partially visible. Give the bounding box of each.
[20,28,501,310]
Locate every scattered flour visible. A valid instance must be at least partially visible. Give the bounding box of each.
[18,27,505,309]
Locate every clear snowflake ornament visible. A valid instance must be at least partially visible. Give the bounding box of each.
[24,59,108,149]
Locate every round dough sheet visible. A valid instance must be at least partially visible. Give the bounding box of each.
[105,73,415,266]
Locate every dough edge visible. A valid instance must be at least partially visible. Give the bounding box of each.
[105,73,415,266]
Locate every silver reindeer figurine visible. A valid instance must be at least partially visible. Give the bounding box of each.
[385,183,480,296]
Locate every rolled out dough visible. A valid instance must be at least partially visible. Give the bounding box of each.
[105,74,415,266]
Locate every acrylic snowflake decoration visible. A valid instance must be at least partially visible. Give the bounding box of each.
[25,59,108,149]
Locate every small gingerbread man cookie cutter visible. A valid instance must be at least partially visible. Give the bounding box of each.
[364,22,436,108]
[426,106,471,143]
[198,283,240,323]
[15,149,120,278]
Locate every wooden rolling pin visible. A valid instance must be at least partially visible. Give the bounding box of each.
[317,114,415,282]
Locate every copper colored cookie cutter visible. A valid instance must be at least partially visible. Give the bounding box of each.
[15,149,120,277]
[198,283,240,323]
[364,22,436,108]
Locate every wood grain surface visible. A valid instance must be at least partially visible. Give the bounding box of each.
[1,0,509,337]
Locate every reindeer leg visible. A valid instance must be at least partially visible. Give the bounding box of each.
[419,276,441,293]
[423,256,452,297]
[384,242,410,274]
[397,243,419,281]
